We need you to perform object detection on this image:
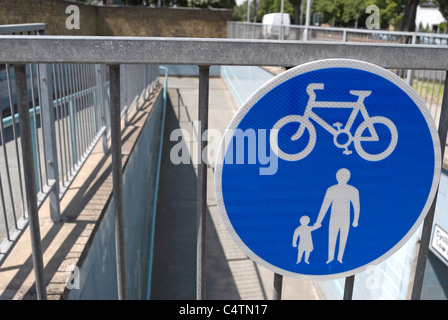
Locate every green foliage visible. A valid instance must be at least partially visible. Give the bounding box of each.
[312,0,403,28]
[434,0,448,20]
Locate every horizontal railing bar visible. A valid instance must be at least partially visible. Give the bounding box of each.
[1,36,448,69]
[0,23,46,34]
[230,21,448,39]
[2,83,99,129]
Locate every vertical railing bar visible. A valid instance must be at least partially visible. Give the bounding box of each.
[57,64,69,183]
[96,64,108,154]
[73,64,84,163]
[89,64,98,134]
[63,64,74,174]
[59,64,70,174]
[54,64,66,184]
[80,64,90,153]
[0,174,11,241]
[0,98,17,230]
[79,64,89,147]
[273,273,283,300]
[66,64,76,167]
[5,64,26,219]
[84,64,95,143]
[419,70,426,97]
[84,64,93,140]
[51,64,61,176]
[35,61,48,181]
[429,75,437,117]
[343,275,355,300]
[14,64,47,300]
[74,64,85,160]
[29,64,44,192]
[108,64,127,300]
[435,71,443,119]
[123,65,128,126]
[411,70,448,300]
[425,74,431,108]
[72,64,82,159]
[39,63,61,222]
[79,64,88,145]
[70,64,81,164]
[197,65,210,300]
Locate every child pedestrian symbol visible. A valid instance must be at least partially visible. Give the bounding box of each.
[292,216,320,264]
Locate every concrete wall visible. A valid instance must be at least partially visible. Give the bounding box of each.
[0,0,232,37]
[67,92,163,300]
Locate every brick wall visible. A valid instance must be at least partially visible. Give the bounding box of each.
[95,5,231,37]
[0,0,97,35]
[0,0,232,37]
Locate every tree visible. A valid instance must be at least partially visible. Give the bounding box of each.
[313,0,365,27]
[289,0,302,25]
[313,0,403,29]
[401,0,419,31]
[365,0,403,29]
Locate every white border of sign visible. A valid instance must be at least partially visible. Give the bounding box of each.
[214,59,442,280]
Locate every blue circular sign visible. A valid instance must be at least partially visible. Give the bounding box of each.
[214,59,441,280]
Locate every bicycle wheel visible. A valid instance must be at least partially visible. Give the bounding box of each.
[270,115,316,161]
[354,116,398,161]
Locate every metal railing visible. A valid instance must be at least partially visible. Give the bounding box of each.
[228,21,448,131]
[227,21,448,44]
[0,33,447,301]
[0,25,160,278]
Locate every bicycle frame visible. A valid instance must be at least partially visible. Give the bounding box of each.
[295,83,378,142]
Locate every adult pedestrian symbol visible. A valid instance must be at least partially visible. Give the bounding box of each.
[214,59,441,280]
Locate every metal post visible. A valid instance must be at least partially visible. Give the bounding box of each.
[406,35,417,86]
[109,64,127,300]
[273,273,283,300]
[14,64,47,300]
[39,63,61,221]
[197,65,210,300]
[411,71,448,300]
[342,29,347,42]
[96,64,109,154]
[280,0,284,40]
[304,0,312,41]
[343,275,355,300]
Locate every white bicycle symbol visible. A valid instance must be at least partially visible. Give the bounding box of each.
[270,83,398,161]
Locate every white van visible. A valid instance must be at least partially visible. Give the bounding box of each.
[262,13,290,39]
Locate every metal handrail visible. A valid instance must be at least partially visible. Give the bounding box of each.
[1,36,448,69]
[229,21,448,39]
[1,35,447,301]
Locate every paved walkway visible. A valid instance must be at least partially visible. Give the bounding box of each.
[149,76,324,300]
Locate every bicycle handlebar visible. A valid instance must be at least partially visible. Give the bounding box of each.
[306,83,372,101]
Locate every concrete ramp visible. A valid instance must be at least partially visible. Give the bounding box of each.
[149,76,323,300]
